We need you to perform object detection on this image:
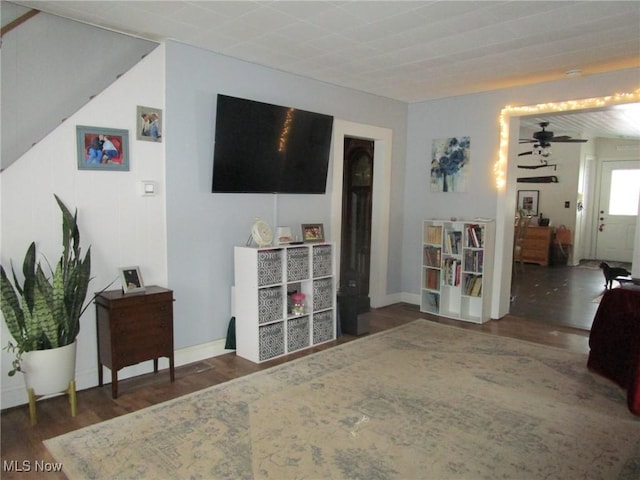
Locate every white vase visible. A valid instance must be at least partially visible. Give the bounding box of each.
[22,340,77,396]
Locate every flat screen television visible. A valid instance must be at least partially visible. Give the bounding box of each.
[212,94,334,194]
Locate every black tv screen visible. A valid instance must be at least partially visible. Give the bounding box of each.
[212,95,334,194]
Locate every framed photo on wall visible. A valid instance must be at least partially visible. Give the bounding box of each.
[517,190,539,216]
[301,224,325,243]
[137,105,163,142]
[77,125,129,171]
[119,266,145,294]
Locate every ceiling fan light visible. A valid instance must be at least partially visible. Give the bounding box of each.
[533,145,551,157]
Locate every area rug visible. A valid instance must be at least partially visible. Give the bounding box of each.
[578,259,632,270]
[45,320,640,480]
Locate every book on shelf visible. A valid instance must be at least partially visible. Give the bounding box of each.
[467,224,483,248]
[443,258,461,286]
[425,268,440,290]
[444,230,462,254]
[464,250,484,273]
[425,225,442,244]
[423,245,441,267]
[471,277,482,297]
[452,231,462,253]
[445,230,453,254]
[464,275,483,297]
[425,292,439,309]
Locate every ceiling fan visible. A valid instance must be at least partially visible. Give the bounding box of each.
[519,121,587,156]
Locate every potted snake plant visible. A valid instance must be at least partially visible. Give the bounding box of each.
[0,195,91,395]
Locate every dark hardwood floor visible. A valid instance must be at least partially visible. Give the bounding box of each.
[1,265,603,479]
[510,261,612,330]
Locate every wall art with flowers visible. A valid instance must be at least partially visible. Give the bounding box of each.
[430,136,470,192]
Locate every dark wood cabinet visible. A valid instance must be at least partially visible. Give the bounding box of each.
[95,286,175,398]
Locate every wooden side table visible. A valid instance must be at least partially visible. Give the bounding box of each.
[95,285,175,398]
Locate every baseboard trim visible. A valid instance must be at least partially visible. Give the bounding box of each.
[1,338,233,410]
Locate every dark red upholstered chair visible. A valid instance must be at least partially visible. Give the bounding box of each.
[587,287,640,416]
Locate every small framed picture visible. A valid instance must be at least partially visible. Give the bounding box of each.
[301,224,325,243]
[119,266,145,294]
[517,190,539,216]
[77,125,129,171]
[136,105,163,142]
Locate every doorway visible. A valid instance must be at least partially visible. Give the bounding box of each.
[340,137,374,313]
[494,95,640,320]
[595,160,640,262]
[330,120,392,309]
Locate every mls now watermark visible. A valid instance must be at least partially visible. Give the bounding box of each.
[3,460,63,473]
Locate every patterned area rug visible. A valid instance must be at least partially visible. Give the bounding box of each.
[45,320,640,480]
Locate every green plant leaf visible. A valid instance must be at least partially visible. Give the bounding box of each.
[19,242,37,313]
[33,265,58,348]
[0,266,25,343]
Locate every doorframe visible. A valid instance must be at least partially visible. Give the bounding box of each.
[493,93,640,319]
[593,158,640,261]
[330,120,393,308]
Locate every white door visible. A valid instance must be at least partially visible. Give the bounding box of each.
[595,160,640,262]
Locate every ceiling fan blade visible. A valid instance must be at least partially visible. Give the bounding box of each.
[549,136,588,143]
[519,139,536,143]
[518,151,533,156]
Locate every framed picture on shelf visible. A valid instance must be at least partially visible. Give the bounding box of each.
[119,266,145,294]
[136,105,163,142]
[301,224,325,243]
[77,125,129,171]
[517,190,539,216]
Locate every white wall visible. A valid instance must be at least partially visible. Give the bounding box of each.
[164,41,408,348]
[402,69,640,318]
[1,46,167,408]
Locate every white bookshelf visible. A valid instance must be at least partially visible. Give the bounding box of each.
[234,243,336,363]
[420,219,495,323]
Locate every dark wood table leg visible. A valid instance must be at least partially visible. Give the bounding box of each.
[111,369,118,399]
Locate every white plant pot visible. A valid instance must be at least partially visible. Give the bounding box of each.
[22,340,77,395]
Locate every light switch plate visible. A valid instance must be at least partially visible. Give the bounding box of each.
[141,181,156,196]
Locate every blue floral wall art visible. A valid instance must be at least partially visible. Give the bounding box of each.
[430,136,470,192]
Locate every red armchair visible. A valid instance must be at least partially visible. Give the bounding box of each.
[587,287,640,416]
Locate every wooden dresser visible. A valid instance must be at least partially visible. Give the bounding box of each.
[522,226,552,266]
[95,286,175,398]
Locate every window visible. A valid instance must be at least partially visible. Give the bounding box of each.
[609,169,640,215]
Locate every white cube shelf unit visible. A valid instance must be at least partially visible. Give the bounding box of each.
[420,219,495,323]
[234,243,336,363]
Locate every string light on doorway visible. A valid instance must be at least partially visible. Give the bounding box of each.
[494,89,640,189]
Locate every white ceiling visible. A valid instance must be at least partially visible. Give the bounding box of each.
[519,105,640,139]
[10,0,640,137]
